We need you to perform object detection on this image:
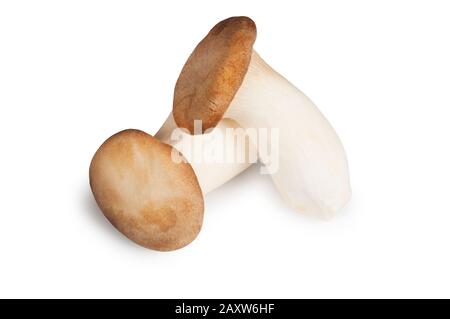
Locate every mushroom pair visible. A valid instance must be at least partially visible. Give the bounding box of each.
[90,16,351,251]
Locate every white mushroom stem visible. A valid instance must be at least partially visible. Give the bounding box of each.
[224,51,351,217]
[155,113,253,194]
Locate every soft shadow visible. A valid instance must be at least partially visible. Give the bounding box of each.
[206,163,355,224]
[205,164,290,214]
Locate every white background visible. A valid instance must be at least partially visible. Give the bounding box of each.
[1,0,450,298]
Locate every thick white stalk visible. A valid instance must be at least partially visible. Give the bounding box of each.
[226,51,351,217]
[155,113,252,194]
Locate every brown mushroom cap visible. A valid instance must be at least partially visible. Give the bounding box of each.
[173,16,257,134]
[89,129,204,251]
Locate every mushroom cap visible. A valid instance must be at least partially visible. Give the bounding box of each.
[173,16,257,134]
[89,129,204,251]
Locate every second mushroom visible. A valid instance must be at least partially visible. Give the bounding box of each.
[173,16,351,217]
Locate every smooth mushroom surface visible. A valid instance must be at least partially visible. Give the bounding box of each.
[173,16,256,133]
[173,16,351,218]
[156,114,254,194]
[90,129,204,251]
[90,116,254,251]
